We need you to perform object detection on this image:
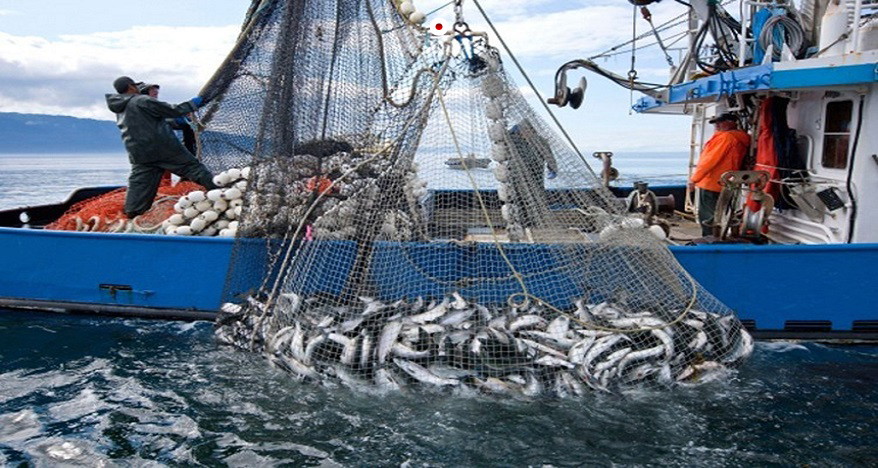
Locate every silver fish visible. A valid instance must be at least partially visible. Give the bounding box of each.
[568,336,596,364]
[615,344,664,378]
[688,330,708,350]
[374,368,403,392]
[392,342,430,359]
[523,372,543,397]
[276,292,302,315]
[394,358,459,387]
[582,334,628,371]
[440,309,475,327]
[290,323,306,362]
[546,316,570,337]
[359,331,373,368]
[517,338,566,359]
[339,317,364,333]
[559,371,586,397]
[474,377,521,394]
[593,346,632,374]
[274,354,318,380]
[451,292,468,310]
[518,330,577,350]
[609,316,667,329]
[624,362,660,383]
[268,325,297,354]
[377,321,403,364]
[535,355,575,369]
[408,302,447,324]
[303,334,326,364]
[509,315,546,333]
[419,324,445,335]
[650,328,674,360]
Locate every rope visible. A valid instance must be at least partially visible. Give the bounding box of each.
[758,14,805,60]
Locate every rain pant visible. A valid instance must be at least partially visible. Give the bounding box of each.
[106,93,216,217]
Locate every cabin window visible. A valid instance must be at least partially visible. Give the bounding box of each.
[821,100,853,169]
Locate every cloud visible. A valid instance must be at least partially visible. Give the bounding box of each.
[0,25,238,119]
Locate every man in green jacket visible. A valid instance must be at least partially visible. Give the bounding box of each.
[106,76,217,218]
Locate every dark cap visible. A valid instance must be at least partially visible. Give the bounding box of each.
[708,112,738,124]
[138,83,160,94]
[113,76,143,94]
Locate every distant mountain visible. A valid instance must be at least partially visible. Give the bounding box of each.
[0,113,123,153]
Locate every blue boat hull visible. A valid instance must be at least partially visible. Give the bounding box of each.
[0,226,875,338]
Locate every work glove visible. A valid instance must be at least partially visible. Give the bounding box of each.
[174,116,190,126]
[547,170,557,180]
[190,96,204,108]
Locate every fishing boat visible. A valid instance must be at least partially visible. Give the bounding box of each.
[535,0,878,340]
[1,0,876,341]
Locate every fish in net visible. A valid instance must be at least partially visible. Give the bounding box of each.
[197,0,753,396]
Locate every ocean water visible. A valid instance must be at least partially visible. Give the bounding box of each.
[1,153,876,465]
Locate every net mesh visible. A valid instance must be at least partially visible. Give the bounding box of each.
[204,0,752,395]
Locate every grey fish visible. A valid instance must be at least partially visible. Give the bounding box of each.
[394,358,459,387]
[624,362,661,383]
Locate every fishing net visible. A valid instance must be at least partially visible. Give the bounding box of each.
[206,0,753,396]
[46,181,206,233]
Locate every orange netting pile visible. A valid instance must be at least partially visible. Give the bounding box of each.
[46,180,206,233]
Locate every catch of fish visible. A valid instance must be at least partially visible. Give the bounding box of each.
[216,292,753,396]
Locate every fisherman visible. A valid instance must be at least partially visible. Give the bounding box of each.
[107,76,216,218]
[138,82,199,169]
[688,112,750,236]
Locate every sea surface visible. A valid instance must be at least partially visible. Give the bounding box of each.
[1,153,876,466]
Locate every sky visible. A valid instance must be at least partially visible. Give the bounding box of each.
[0,0,695,152]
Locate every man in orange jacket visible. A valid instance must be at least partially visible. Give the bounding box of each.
[689,112,750,236]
